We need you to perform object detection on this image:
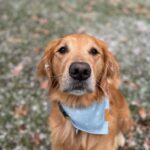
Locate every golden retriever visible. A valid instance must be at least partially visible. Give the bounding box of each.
[37,34,133,150]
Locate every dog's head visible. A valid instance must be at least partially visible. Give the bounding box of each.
[37,34,120,96]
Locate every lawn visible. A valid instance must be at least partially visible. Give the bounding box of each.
[0,0,150,149]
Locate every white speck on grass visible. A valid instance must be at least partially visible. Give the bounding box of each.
[32,105,39,111]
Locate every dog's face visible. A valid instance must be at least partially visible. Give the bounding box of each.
[52,35,104,96]
[37,34,120,96]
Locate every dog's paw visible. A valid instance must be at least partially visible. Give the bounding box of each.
[116,132,125,147]
[114,132,125,149]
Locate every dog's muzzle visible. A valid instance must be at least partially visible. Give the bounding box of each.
[60,62,94,95]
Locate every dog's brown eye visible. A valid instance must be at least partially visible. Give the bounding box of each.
[58,46,68,54]
[89,48,99,55]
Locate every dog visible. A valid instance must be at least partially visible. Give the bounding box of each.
[37,34,133,150]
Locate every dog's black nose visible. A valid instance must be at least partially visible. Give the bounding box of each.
[69,62,91,81]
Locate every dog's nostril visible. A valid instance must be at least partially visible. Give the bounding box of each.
[83,69,89,75]
[73,68,79,75]
[69,62,91,81]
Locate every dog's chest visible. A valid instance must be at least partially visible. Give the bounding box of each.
[57,120,117,150]
[50,99,118,150]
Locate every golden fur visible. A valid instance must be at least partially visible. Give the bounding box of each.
[37,34,133,150]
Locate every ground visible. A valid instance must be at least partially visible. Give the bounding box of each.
[0,0,150,150]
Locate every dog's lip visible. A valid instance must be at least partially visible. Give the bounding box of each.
[63,86,93,93]
[63,87,85,92]
[73,85,84,90]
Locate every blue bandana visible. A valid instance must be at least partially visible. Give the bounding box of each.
[60,97,109,135]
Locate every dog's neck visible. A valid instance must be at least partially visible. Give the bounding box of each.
[59,97,109,135]
[49,89,104,108]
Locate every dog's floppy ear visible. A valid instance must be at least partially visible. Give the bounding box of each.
[102,49,120,89]
[37,39,61,78]
[95,38,120,94]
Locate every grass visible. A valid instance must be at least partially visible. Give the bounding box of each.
[0,0,150,149]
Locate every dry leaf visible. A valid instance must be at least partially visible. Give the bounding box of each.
[119,36,128,43]
[14,105,28,118]
[123,80,139,90]
[109,0,121,6]
[31,133,41,147]
[32,33,40,39]
[59,2,76,13]
[36,28,50,35]
[136,126,143,134]
[131,100,141,107]
[127,138,136,147]
[85,0,96,12]
[31,15,39,21]
[18,124,27,133]
[40,80,49,90]
[143,138,150,150]
[122,8,130,14]
[31,15,48,25]
[138,107,147,119]
[77,27,86,33]
[40,29,50,35]
[39,18,48,25]
[11,63,24,76]
[7,37,23,44]
[135,4,150,15]
[34,47,44,54]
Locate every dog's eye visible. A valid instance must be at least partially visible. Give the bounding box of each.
[89,48,99,55]
[58,46,68,54]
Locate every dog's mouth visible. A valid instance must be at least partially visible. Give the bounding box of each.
[72,82,85,90]
[63,81,93,96]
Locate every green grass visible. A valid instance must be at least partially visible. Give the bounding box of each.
[0,0,150,149]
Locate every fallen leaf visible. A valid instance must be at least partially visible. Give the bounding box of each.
[131,99,141,107]
[139,119,150,127]
[85,0,96,12]
[109,0,121,6]
[11,63,24,76]
[143,138,150,150]
[77,27,86,33]
[32,33,40,39]
[119,36,128,43]
[34,47,44,54]
[135,4,150,15]
[40,29,50,35]
[31,15,48,25]
[136,126,143,134]
[59,2,76,13]
[40,80,49,90]
[18,124,27,134]
[138,107,147,119]
[31,133,41,147]
[122,7,130,14]
[31,15,39,21]
[123,80,139,90]
[39,18,48,25]
[7,37,23,44]
[36,28,50,35]
[14,105,28,118]
[127,138,136,147]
